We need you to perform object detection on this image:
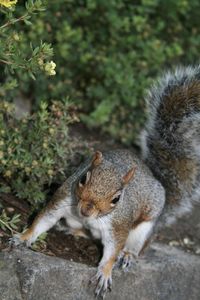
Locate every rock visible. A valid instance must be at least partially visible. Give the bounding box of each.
[0,252,22,300]
[0,243,200,300]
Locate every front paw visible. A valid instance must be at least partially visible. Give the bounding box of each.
[117,251,134,270]
[9,234,25,247]
[90,268,112,298]
[9,233,32,248]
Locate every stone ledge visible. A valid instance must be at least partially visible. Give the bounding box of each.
[0,243,200,300]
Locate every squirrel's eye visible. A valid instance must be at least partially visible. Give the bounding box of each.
[79,171,91,187]
[80,173,87,185]
[111,195,120,205]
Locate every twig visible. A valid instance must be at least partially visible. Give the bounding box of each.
[0,59,12,65]
[0,218,17,234]
[0,14,28,30]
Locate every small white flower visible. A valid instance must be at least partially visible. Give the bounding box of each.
[44,61,56,76]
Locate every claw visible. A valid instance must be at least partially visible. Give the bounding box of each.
[90,270,101,285]
[90,268,112,299]
[117,251,134,271]
[107,277,112,290]
[9,234,24,247]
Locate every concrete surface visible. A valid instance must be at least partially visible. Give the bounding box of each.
[0,243,200,300]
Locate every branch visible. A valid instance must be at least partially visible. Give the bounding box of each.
[0,14,28,30]
[0,218,17,234]
[0,59,12,65]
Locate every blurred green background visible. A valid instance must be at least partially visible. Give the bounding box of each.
[0,0,200,209]
[3,0,200,143]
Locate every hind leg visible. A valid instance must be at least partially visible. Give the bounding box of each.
[118,220,154,269]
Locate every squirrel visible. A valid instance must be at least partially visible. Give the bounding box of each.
[12,65,200,298]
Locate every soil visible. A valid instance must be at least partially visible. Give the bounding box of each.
[0,192,200,267]
[0,124,200,266]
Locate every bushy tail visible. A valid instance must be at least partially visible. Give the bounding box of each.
[141,65,200,224]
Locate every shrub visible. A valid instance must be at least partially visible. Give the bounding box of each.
[0,1,82,209]
[0,0,57,100]
[7,0,200,144]
[0,100,79,208]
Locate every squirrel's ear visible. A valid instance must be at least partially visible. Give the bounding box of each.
[122,166,136,185]
[92,151,103,167]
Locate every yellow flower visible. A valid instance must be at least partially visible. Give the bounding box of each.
[0,0,17,8]
[43,142,48,149]
[44,61,56,76]
[47,169,54,176]
[13,33,20,41]
[13,160,19,166]
[32,160,38,167]
[49,128,55,135]
[4,170,12,177]
[25,167,31,174]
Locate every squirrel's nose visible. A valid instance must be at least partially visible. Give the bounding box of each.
[80,202,94,217]
[80,207,90,217]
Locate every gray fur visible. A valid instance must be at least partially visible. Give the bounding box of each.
[102,150,165,224]
[70,149,165,226]
[142,65,200,225]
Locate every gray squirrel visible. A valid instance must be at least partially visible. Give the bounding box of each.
[13,65,200,298]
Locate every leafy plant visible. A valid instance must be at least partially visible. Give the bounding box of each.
[0,208,21,234]
[31,232,48,251]
[0,1,85,210]
[0,0,56,100]
[9,0,200,144]
[0,100,78,208]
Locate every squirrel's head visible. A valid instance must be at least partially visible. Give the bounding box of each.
[75,151,136,219]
